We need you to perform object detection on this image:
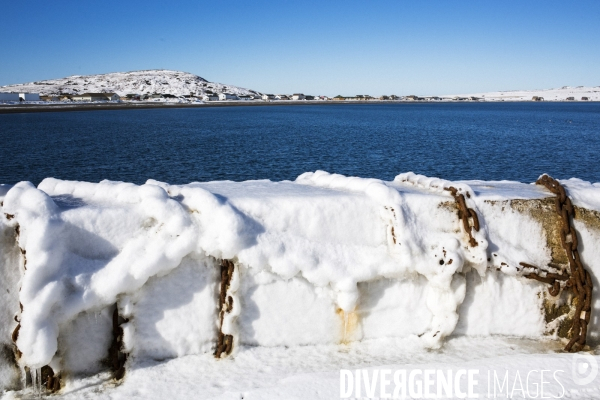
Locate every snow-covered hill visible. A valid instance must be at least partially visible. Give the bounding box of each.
[0,70,261,97]
[447,85,600,101]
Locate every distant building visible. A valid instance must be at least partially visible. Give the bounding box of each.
[202,94,219,101]
[581,97,589,101]
[566,97,575,101]
[292,93,305,100]
[532,96,544,101]
[333,95,346,101]
[218,93,239,100]
[237,95,253,101]
[0,92,21,102]
[0,92,41,101]
[72,93,120,101]
[262,94,275,100]
[20,93,40,101]
[380,95,390,100]
[304,95,315,100]
[276,94,290,100]
[40,95,60,101]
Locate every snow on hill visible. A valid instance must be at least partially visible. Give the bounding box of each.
[0,70,261,97]
[447,85,600,101]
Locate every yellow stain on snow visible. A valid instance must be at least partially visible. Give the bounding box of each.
[337,308,359,344]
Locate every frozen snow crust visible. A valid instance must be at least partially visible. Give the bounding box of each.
[1,171,599,389]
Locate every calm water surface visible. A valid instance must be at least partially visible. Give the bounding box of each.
[1,103,599,185]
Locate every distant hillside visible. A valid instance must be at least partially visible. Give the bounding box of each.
[447,86,600,101]
[0,70,261,97]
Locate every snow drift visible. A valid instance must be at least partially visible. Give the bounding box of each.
[0,172,599,391]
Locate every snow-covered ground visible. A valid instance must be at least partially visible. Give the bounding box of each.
[7,337,596,400]
[1,172,599,399]
[446,86,600,102]
[0,70,259,97]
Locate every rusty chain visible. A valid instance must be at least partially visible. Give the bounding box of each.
[41,366,60,392]
[445,186,480,247]
[214,259,235,358]
[522,174,593,352]
[108,306,128,380]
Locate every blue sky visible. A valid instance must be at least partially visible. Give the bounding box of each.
[1,1,598,96]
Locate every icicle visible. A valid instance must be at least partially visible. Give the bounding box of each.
[37,367,42,395]
[30,367,36,394]
[20,365,26,390]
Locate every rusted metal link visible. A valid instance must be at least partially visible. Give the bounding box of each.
[469,208,480,231]
[41,365,61,392]
[524,272,556,285]
[445,186,479,247]
[108,306,128,380]
[519,262,569,294]
[11,324,20,344]
[215,259,235,358]
[523,174,593,352]
[519,262,539,270]
[549,281,561,296]
[546,273,569,281]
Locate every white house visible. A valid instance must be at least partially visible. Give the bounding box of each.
[292,93,305,100]
[72,93,120,101]
[0,93,20,102]
[262,94,275,100]
[218,93,239,100]
[202,94,219,101]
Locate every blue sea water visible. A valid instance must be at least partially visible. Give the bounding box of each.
[0,103,599,186]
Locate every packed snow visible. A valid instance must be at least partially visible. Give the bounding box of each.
[0,70,259,98]
[0,172,599,399]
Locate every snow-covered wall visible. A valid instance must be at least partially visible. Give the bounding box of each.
[1,172,599,390]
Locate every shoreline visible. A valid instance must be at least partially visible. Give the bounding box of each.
[0,99,597,114]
